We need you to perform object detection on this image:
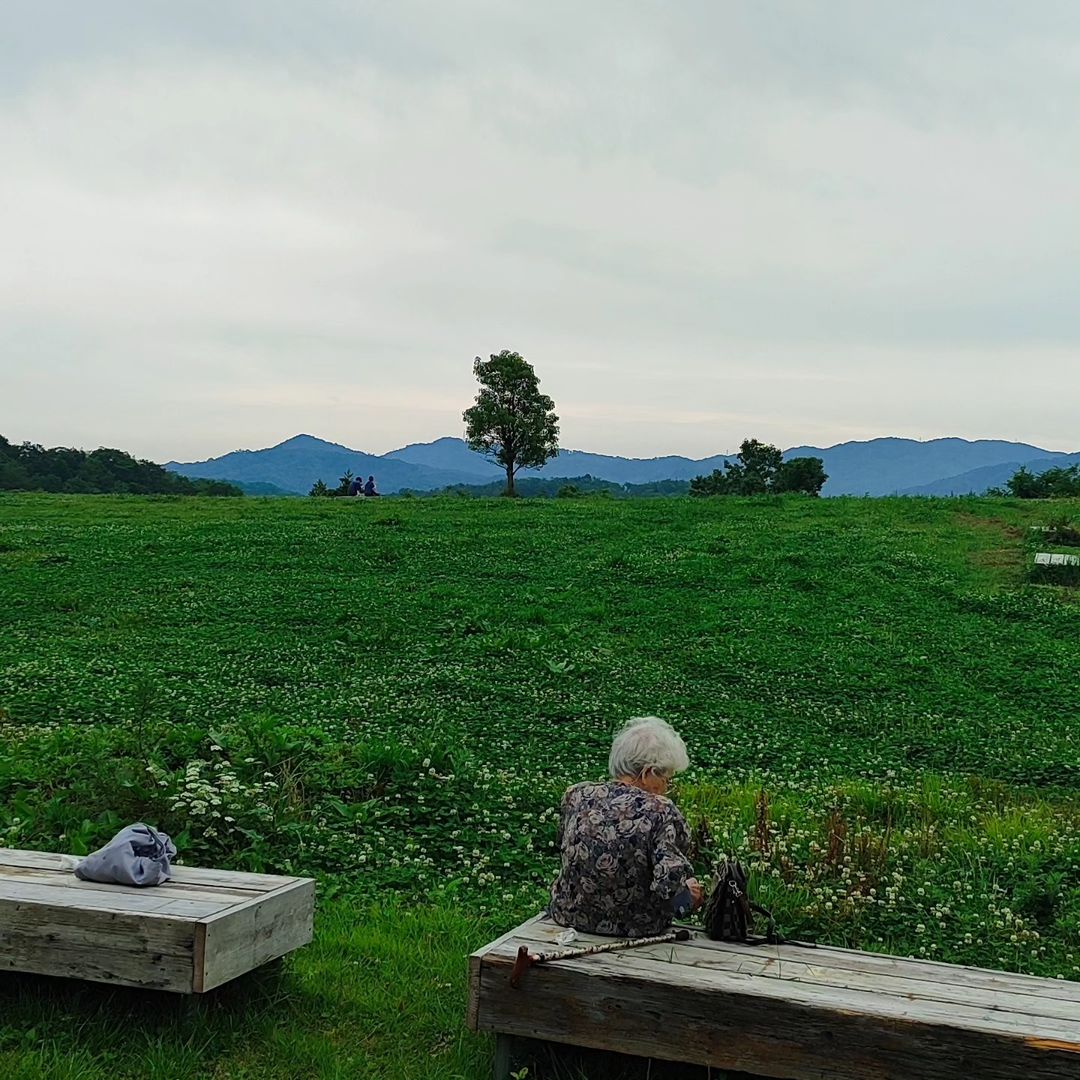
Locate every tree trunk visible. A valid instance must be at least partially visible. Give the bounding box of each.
[505,461,515,497]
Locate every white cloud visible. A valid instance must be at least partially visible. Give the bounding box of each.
[1,1,1077,459]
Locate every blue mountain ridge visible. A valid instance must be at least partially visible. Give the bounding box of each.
[781,437,1068,496]
[165,434,1072,496]
[165,434,469,494]
[900,453,1080,497]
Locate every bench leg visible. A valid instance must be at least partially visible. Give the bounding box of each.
[493,1033,518,1080]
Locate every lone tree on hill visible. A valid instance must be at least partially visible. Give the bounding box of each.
[463,350,559,497]
[690,438,827,497]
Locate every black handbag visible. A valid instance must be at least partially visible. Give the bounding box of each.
[702,859,814,948]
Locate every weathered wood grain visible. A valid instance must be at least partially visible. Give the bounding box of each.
[485,941,1080,1042]
[0,848,294,891]
[470,916,1080,1080]
[0,863,264,904]
[1,848,315,993]
[0,879,229,918]
[0,900,197,991]
[475,952,1080,1079]
[503,921,1080,1019]
[469,922,530,1031]
[511,915,1080,1003]
[1035,552,1080,566]
[195,879,315,992]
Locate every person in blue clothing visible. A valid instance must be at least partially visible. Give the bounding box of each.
[363,475,380,497]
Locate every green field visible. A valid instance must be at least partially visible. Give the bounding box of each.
[2,493,1079,1079]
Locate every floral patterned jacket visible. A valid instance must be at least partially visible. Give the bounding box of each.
[548,780,695,937]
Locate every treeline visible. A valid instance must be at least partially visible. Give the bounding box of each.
[0,436,242,496]
[402,438,828,500]
[690,439,827,497]
[993,464,1080,499]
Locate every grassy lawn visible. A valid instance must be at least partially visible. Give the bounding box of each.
[0,899,495,1080]
[1,492,1079,1077]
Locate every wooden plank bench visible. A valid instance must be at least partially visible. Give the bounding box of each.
[0,847,314,993]
[1035,552,1080,566]
[469,914,1080,1079]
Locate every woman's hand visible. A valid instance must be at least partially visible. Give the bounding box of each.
[685,877,705,911]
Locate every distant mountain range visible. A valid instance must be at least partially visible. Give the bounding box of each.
[166,434,1077,497]
[899,453,1080,497]
[166,435,470,495]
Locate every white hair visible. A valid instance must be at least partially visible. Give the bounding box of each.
[608,716,690,780]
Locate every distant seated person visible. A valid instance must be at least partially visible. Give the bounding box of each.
[347,477,364,497]
[548,716,703,938]
[363,475,379,497]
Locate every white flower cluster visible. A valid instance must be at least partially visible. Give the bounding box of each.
[149,754,277,840]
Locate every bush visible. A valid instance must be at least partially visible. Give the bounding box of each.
[1005,465,1080,499]
[690,438,827,497]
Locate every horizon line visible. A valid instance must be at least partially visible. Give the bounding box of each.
[162,430,1077,466]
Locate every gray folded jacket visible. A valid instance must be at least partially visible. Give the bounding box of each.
[74,823,177,887]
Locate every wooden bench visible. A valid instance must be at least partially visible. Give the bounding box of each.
[468,914,1080,1079]
[1035,552,1080,566]
[0,847,314,993]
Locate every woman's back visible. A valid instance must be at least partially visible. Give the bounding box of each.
[549,780,692,937]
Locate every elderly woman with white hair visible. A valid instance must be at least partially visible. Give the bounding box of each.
[548,716,703,937]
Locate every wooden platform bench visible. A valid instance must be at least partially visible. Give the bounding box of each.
[1035,552,1080,567]
[468,914,1080,1080]
[0,847,314,993]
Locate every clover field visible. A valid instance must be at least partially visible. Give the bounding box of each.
[1,492,1079,1079]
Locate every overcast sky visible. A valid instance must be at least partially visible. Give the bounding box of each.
[2,2,1078,461]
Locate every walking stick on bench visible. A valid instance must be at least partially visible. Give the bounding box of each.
[510,928,691,988]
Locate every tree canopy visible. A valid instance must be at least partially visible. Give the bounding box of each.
[463,350,559,496]
[690,438,828,497]
[992,464,1080,499]
[0,436,241,496]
